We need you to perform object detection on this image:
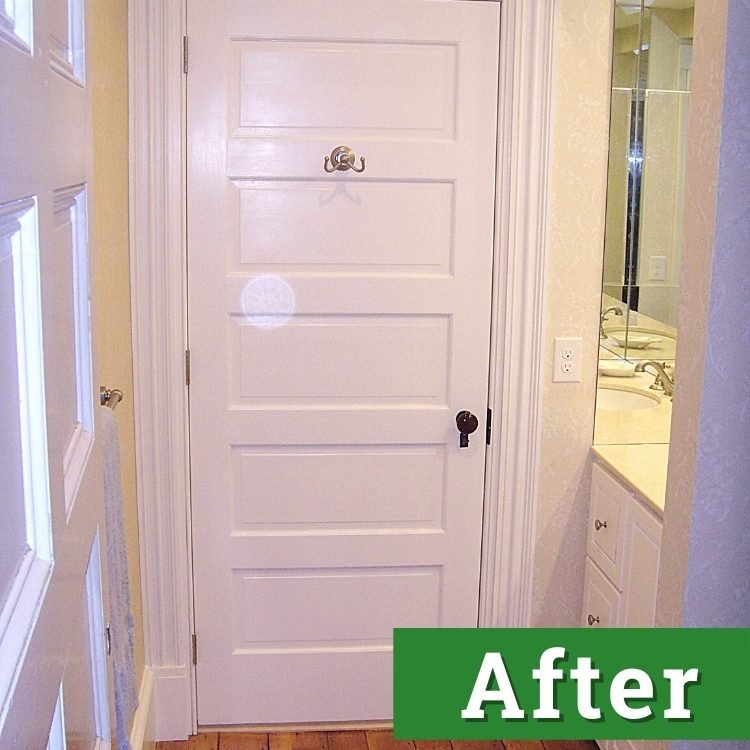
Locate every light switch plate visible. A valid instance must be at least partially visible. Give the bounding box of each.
[649,255,667,281]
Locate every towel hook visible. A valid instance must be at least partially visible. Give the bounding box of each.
[323,145,366,174]
[100,386,124,409]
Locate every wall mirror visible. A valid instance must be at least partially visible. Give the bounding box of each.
[595,0,693,444]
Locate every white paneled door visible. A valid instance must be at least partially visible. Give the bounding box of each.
[188,0,500,725]
[0,0,109,747]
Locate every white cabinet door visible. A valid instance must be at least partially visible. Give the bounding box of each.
[187,0,500,725]
[620,500,662,628]
[0,1,108,746]
[588,463,630,589]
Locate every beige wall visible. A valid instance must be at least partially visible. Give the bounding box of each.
[90,1,145,686]
[531,0,612,626]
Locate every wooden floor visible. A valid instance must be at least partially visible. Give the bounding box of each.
[156,730,598,750]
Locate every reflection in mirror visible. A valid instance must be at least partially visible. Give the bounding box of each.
[596,0,693,445]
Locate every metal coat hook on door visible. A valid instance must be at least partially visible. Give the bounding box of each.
[324,145,366,174]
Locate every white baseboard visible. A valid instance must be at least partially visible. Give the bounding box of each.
[130,667,156,750]
[200,721,392,733]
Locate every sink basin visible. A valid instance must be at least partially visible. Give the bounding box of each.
[597,385,661,411]
[605,325,676,341]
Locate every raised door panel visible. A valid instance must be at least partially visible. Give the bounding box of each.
[0,200,44,623]
[232,444,447,532]
[48,0,85,83]
[233,181,455,276]
[588,463,630,589]
[582,556,620,629]
[48,185,94,517]
[231,315,451,406]
[231,40,456,138]
[620,499,662,628]
[0,0,32,51]
[61,583,98,750]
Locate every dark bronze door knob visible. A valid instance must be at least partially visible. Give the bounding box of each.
[456,410,479,448]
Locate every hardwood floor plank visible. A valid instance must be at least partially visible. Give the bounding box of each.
[156,731,597,750]
[156,734,219,750]
[269,732,330,750]
[327,730,369,750]
[219,733,270,750]
[366,729,416,750]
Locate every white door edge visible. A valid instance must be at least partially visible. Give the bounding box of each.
[128,0,554,738]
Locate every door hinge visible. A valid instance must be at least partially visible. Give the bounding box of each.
[486,407,492,446]
[183,35,189,74]
[185,349,191,386]
[192,633,197,665]
[105,623,112,657]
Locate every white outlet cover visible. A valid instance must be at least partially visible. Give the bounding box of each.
[553,336,582,382]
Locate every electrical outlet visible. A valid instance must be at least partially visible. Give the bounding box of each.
[553,337,582,382]
[649,255,667,281]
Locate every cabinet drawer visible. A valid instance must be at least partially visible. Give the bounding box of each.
[588,463,630,589]
[582,556,620,628]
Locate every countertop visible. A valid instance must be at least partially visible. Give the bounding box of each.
[593,370,673,445]
[592,367,672,516]
[591,443,669,516]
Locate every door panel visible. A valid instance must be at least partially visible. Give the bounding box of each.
[231,445,446,531]
[234,566,442,645]
[231,40,457,136]
[234,181,454,274]
[188,0,500,724]
[232,315,450,404]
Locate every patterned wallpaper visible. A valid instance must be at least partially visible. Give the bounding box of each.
[531,0,612,626]
[655,0,724,630]
[659,0,750,644]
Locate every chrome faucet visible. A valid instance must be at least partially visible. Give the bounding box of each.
[635,360,675,398]
[600,306,623,338]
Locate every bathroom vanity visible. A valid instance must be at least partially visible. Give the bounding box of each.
[582,460,663,630]
[582,459,664,750]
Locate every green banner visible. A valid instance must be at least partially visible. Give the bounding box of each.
[394,628,750,740]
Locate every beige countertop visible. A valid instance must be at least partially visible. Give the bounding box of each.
[593,368,673,515]
[594,370,673,445]
[591,443,669,516]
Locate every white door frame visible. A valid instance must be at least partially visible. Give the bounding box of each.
[128,0,554,739]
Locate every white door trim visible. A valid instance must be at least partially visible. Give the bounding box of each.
[479,0,554,630]
[128,0,554,739]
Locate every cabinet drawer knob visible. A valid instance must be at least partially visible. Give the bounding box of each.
[587,614,600,626]
[594,519,607,531]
